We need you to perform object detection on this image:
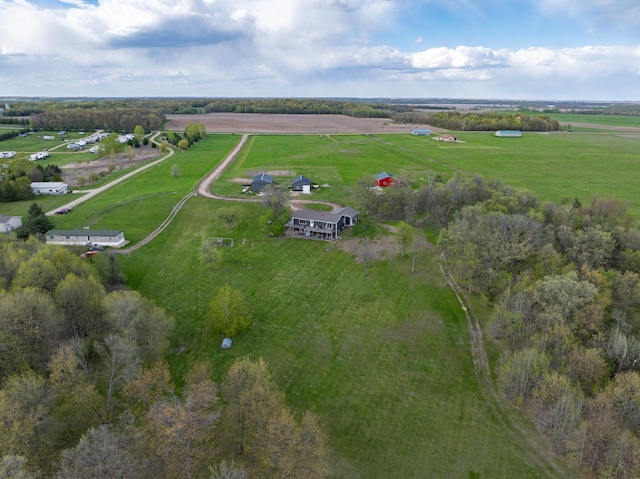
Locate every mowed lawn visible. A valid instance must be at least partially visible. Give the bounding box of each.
[122,198,565,478]
[216,132,640,217]
[42,135,241,241]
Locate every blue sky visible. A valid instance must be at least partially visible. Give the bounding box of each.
[1,0,639,100]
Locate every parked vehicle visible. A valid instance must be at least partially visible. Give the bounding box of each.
[55,207,72,215]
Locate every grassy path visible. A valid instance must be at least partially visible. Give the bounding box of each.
[440,260,571,478]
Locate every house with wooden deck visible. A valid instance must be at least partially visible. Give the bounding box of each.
[284,207,359,240]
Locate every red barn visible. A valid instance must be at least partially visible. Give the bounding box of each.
[374,172,394,187]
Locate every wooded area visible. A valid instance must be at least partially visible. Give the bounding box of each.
[0,238,326,479]
[360,174,640,476]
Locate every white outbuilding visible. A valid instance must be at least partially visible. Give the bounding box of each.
[0,215,22,233]
[31,182,69,195]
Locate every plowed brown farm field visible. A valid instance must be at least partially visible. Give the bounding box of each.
[165,113,438,134]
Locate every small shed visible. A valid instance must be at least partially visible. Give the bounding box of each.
[411,129,432,136]
[31,182,68,195]
[374,172,394,187]
[251,173,274,193]
[45,229,126,248]
[0,215,22,233]
[292,175,312,193]
[495,130,522,138]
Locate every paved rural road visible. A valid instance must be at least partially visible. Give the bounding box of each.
[45,132,174,216]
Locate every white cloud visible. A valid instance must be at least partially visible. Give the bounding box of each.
[410,46,508,69]
[0,0,639,99]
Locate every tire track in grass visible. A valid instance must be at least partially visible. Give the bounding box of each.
[440,260,570,478]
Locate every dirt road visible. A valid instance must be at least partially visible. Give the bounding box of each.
[45,133,174,216]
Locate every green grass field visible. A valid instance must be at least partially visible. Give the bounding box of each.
[546,113,640,129]
[122,198,568,478]
[216,131,640,217]
[50,136,240,241]
[5,123,639,477]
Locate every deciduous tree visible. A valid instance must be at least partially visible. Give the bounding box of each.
[210,284,251,336]
[0,288,62,379]
[396,221,415,258]
[147,362,218,479]
[56,423,146,479]
[54,273,107,339]
[95,334,139,421]
[0,371,51,461]
[103,290,173,364]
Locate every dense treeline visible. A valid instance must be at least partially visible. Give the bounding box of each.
[2,98,410,121]
[0,238,327,479]
[395,111,560,131]
[29,107,165,133]
[563,104,640,117]
[357,173,640,475]
[0,117,29,125]
[202,98,408,117]
[2,99,196,117]
[0,128,30,142]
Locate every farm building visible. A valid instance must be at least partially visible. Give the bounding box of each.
[45,229,126,247]
[31,182,68,195]
[495,130,522,138]
[374,172,395,187]
[285,206,359,240]
[411,129,432,136]
[292,175,312,193]
[0,215,22,233]
[251,173,274,192]
[434,134,458,142]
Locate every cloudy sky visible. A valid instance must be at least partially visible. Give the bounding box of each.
[1,0,639,100]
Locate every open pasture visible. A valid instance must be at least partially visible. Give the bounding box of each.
[547,113,640,130]
[218,131,640,217]
[122,197,566,478]
[50,135,240,241]
[0,130,81,152]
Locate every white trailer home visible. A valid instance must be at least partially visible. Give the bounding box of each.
[31,182,69,195]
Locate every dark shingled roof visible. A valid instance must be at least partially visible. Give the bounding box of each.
[252,173,274,183]
[292,175,311,184]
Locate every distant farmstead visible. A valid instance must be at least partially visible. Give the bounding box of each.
[285,207,359,240]
[0,215,22,233]
[434,134,458,142]
[45,229,126,248]
[251,173,274,192]
[374,172,394,187]
[31,182,68,195]
[495,130,522,138]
